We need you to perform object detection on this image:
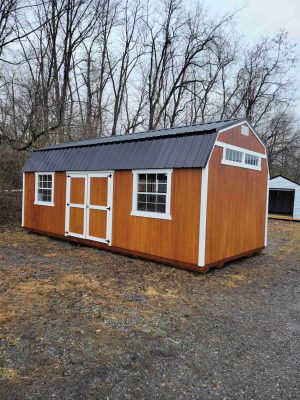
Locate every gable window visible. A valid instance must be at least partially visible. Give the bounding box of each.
[225,148,243,163]
[35,173,55,206]
[131,170,172,220]
[245,153,259,167]
[219,143,262,171]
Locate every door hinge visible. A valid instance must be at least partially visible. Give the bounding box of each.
[67,203,70,206]
[106,206,111,211]
[67,175,71,178]
[108,173,112,178]
[65,231,69,235]
[106,239,110,244]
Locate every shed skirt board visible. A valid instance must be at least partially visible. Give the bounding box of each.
[268,189,295,216]
[23,227,264,272]
[65,172,113,244]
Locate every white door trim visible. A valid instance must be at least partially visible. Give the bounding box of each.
[65,172,114,245]
[65,174,88,239]
[86,172,113,245]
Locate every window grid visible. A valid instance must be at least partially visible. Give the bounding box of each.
[137,173,167,214]
[245,153,259,166]
[36,174,53,203]
[225,148,243,163]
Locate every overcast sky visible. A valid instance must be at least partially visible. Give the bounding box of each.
[196,0,300,116]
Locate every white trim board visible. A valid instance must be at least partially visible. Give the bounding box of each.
[198,164,209,267]
[215,141,266,158]
[22,173,25,227]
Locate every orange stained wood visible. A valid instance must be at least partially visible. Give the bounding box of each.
[69,207,84,235]
[23,172,66,236]
[112,168,201,265]
[89,177,107,206]
[70,177,85,204]
[217,124,266,154]
[205,146,268,265]
[88,209,107,239]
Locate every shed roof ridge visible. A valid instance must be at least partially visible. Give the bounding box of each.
[36,117,244,152]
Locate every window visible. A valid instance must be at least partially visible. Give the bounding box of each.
[225,148,243,163]
[35,173,55,206]
[220,144,262,171]
[131,170,172,220]
[245,153,259,167]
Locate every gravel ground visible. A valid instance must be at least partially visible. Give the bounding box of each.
[0,219,299,400]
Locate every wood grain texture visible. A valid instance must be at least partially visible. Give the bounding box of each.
[205,146,268,265]
[89,177,107,206]
[70,177,85,204]
[217,125,266,154]
[112,169,201,265]
[69,207,84,235]
[88,209,107,238]
[23,172,66,236]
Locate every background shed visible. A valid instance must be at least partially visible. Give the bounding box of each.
[269,176,300,221]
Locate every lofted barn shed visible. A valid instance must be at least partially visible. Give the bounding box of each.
[22,118,269,271]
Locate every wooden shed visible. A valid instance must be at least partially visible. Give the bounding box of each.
[269,175,300,221]
[22,118,269,271]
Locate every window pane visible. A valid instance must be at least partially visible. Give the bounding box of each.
[138,183,146,192]
[245,153,259,166]
[157,174,167,183]
[156,194,166,204]
[146,203,156,212]
[147,183,156,193]
[137,194,146,202]
[225,148,242,163]
[146,194,156,204]
[158,183,167,193]
[147,174,156,183]
[137,202,146,211]
[138,174,146,183]
[156,203,166,213]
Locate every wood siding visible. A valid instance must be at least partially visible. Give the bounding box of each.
[205,146,268,265]
[112,169,201,265]
[24,169,202,266]
[24,172,66,236]
[217,124,266,154]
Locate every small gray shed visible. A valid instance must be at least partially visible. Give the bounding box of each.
[269,175,300,220]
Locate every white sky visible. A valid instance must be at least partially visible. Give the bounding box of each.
[196,0,300,115]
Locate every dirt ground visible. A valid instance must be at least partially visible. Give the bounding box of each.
[0,220,299,400]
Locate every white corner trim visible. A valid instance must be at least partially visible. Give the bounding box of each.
[131,169,172,221]
[198,164,209,267]
[217,119,266,151]
[264,167,270,247]
[22,173,25,227]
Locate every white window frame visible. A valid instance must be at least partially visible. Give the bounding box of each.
[216,142,264,171]
[34,172,55,206]
[131,169,172,220]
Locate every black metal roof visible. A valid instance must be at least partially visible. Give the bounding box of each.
[22,118,244,172]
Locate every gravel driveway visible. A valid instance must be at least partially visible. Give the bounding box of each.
[0,219,299,399]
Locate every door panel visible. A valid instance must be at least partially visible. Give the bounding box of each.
[70,178,85,204]
[88,209,107,239]
[66,172,113,244]
[69,207,85,235]
[90,177,108,206]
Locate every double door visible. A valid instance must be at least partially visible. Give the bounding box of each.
[65,172,113,244]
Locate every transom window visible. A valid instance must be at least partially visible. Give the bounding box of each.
[35,173,55,206]
[221,145,262,171]
[131,170,172,220]
[225,148,243,163]
[245,153,259,167]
